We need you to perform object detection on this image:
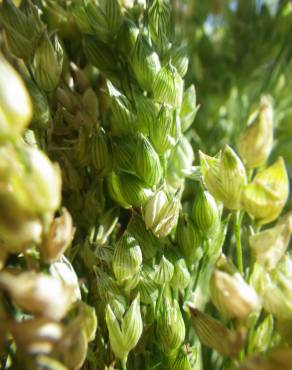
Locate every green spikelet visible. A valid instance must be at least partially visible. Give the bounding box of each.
[131,34,161,92]
[113,232,142,283]
[149,105,181,155]
[107,81,136,135]
[91,129,112,176]
[135,133,162,187]
[192,189,219,235]
[127,213,160,260]
[112,135,136,174]
[153,64,183,108]
[176,214,202,265]
[180,84,199,132]
[83,36,117,75]
[156,298,185,353]
[119,172,153,207]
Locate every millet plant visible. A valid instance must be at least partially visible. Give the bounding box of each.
[0,1,292,370]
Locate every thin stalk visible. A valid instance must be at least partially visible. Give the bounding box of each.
[121,359,127,370]
[247,168,254,182]
[172,287,179,302]
[155,284,165,317]
[26,62,35,82]
[247,315,258,355]
[160,154,168,180]
[238,348,245,363]
[184,264,195,302]
[234,211,243,275]
[193,254,206,292]
[184,250,207,302]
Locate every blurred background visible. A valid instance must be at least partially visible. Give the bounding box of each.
[174,0,292,182]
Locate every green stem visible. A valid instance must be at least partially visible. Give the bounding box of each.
[247,168,254,182]
[121,358,127,370]
[160,154,168,180]
[238,348,245,363]
[172,287,179,302]
[234,211,243,275]
[155,284,165,317]
[184,264,195,302]
[193,255,205,292]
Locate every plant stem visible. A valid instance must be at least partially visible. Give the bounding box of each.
[247,169,254,182]
[184,247,207,302]
[121,359,127,370]
[234,211,243,274]
[172,287,179,301]
[155,284,165,316]
[184,264,195,302]
[193,254,206,291]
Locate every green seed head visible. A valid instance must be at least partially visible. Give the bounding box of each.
[137,265,158,304]
[83,36,117,75]
[156,298,185,353]
[149,105,181,155]
[127,213,160,260]
[25,78,50,129]
[169,347,192,370]
[167,136,194,189]
[192,189,219,235]
[249,212,292,270]
[118,172,153,207]
[33,32,63,92]
[0,56,32,140]
[238,97,273,169]
[71,2,93,34]
[107,81,136,136]
[170,258,191,291]
[152,255,174,285]
[86,0,122,42]
[143,190,180,238]
[131,33,161,92]
[77,302,97,342]
[153,64,184,108]
[252,259,292,320]
[148,0,171,57]
[200,145,247,210]
[105,294,143,363]
[91,129,112,176]
[135,133,162,187]
[0,0,42,60]
[135,95,160,135]
[176,214,202,265]
[148,0,171,42]
[170,45,189,78]
[251,314,274,353]
[107,172,131,209]
[144,190,168,229]
[0,144,61,215]
[112,135,136,174]
[180,84,198,132]
[113,232,142,283]
[117,20,139,56]
[242,157,289,225]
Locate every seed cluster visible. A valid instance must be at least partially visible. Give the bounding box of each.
[0,1,292,370]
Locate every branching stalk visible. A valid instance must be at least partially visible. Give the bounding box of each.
[234,211,243,274]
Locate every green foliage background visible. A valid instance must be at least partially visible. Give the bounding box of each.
[180,0,292,173]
